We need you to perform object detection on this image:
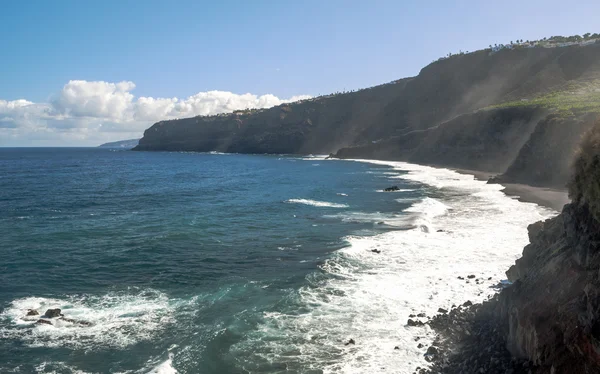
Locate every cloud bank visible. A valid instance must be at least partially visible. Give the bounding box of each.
[0,80,311,146]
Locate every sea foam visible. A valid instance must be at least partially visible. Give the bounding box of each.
[0,289,178,350]
[234,159,556,373]
[285,199,349,208]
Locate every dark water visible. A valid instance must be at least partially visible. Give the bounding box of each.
[0,148,422,373]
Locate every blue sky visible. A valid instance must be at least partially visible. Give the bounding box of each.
[2,0,599,146]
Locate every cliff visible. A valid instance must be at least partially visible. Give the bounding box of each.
[98,138,140,149]
[496,121,600,373]
[135,42,600,190]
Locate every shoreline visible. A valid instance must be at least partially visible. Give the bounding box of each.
[448,167,569,212]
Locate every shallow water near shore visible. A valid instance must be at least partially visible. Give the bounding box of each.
[0,148,555,373]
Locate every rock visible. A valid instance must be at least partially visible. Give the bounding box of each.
[417,313,426,317]
[418,343,424,348]
[59,317,92,326]
[26,309,39,316]
[409,314,416,318]
[436,229,445,232]
[458,276,465,280]
[384,186,400,192]
[437,308,448,314]
[407,319,424,327]
[345,338,355,346]
[36,319,52,325]
[43,308,62,318]
[394,346,400,350]
[467,275,476,279]
[426,346,439,355]
[488,277,492,280]
[371,249,381,254]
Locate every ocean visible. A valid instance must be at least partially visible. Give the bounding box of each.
[0,148,554,373]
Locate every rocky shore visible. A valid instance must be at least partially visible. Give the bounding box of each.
[413,120,600,374]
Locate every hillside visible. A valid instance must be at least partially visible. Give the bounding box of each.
[98,138,140,149]
[135,42,600,190]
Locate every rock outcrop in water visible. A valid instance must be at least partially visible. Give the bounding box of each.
[135,42,600,190]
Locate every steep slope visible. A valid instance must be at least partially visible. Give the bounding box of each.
[135,80,409,154]
[135,42,600,189]
[496,121,600,373]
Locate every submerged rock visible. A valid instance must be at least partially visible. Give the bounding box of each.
[345,338,355,346]
[59,317,92,326]
[384,186,400,192]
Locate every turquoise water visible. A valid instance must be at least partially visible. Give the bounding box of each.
[0,148,430,373]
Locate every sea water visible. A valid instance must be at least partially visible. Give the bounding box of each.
[0,148,555,373]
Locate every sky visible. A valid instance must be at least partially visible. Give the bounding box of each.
[2,0,600,146]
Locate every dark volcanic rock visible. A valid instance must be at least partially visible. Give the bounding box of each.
[384,186,400,192]
[496,201,600,372]
[43,308,62,318]
[26,309,39,316]
[407,319,424,327]
[36,319,52,325]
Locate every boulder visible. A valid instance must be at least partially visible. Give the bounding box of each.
[44,308,62,318]
[36,319,52,325]
[426,346,439,355]
[407,319,424,327]
[26,309,39,316]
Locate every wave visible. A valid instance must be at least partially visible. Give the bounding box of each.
[235,159,556,373]
[324,211,414,228]
[0,289,179,350]
[285,199,349,208]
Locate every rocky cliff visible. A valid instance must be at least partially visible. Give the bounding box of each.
[135,42,600,190]
[496,121,600,373]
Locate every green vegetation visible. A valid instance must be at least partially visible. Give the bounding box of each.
[487,81,600,117]
[569,119,600,221]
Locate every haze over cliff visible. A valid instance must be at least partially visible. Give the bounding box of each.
[135,40,600,190]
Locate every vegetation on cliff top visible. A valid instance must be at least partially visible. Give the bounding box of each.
[486,80,600,117]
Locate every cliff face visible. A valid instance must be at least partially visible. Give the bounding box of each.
[334,107,546,173]
[497,121,600,373]
[135,43,600,190]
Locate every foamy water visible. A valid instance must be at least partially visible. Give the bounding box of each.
[0,289,177,350]
[0,150,557,373]
[234,159,556,373]
[286,198,349,208]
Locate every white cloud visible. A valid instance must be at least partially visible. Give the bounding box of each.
[0,80,311,146]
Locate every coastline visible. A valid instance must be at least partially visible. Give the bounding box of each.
[449,167,569,212]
